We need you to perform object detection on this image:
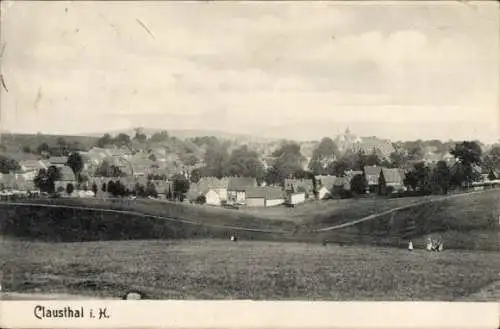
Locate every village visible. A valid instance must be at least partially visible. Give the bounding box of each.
[1,128,499,210]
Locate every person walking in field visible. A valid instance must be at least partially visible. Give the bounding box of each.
[408,240,414,251]
[426,236,433,251]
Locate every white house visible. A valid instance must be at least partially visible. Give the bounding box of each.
[245,186,285,208]
[287,192,306,206]
[227,177,257,204]
[318,186,331,200]
[205,189,221,206]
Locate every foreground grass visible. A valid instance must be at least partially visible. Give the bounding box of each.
[1,239,499,301]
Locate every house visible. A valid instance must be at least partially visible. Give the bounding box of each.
[19,160,48,173]
[186,183,222,205]
[315,175,338,198]
[54,166,77,192]
[333,170,363,194]
[245,186,285,207]
[48,156,68,167]
[227,177,257,203]
[205,189,221,206]
[284,179,314,198]
[198,177,229,201]
[378,168,406,195]
[363,165,384,193]
[317,186,331,200]
[286,191,306,205]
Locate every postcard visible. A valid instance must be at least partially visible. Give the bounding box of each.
[0,1,499,328]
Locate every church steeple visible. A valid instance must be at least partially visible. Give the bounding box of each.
[345,127,351,135]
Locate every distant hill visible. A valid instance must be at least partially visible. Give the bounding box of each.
[0,133,100,151]
[84,128,277,143]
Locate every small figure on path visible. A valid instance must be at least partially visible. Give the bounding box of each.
[426,236,433,251]
[408,240,414,251]
[437,241,444,252]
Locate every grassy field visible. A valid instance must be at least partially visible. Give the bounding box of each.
[1,189,499,249]
[1,239,499,301]
[239,196,427,227]
[317,189,500,251]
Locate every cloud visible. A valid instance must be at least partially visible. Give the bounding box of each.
[0,1,498,142]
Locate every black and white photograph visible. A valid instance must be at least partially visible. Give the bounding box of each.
[0,0,499,302]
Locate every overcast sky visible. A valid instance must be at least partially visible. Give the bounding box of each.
[1,1,499,142]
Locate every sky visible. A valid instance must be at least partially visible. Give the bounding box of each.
[0,1,499,142]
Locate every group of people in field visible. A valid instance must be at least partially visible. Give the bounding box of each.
[408,236,444,252]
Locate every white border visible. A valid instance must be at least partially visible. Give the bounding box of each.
[0,301,499,329]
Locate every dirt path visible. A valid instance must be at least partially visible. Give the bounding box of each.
[314,189,494,232]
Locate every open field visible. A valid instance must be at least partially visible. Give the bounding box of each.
[238,195,427,225]
[1,189,499,249]
[317,189,500,251]
[1,239,499,301]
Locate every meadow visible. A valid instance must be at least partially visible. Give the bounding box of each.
[1,239,499,301]
[1,189,499,300]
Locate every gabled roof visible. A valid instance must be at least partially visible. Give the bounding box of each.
[363,165,383,176]
[284,179,314,192]
[245,186,285,200]
[48,156,68,164]
[57,166,76,181]
[19,160,46,172]
[227,177,257,191]
[381,168,404,185]
[198,177,229,190]
[315,175,338,189]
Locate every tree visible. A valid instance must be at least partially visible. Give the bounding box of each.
[450,141,482,187]
[95,160,123,177]
[145,181,158,197]
[365,150,382,167]
[115,133,132,146]
[378,169,386,195]
[226,145,263,178]
[432,161,451,194]
[172,174,190,201]
[91,183,98,196]
[149,131,169,143]
[101,182,107,192]
[350,174,367,195]
[308,137,339,175]
[66,152,84,183]
[66,183,74,195]
[266,142,306,185]
[483,146,500,171]
[133,129,148,143]
[107,181,116,196]
[36,143,50,155]
[326,158,349,177]
[190,168,201,183]
[96,133,113,148]
[22,145,31,153]
[33,166,61,193]
[404,162,432,195]
[404,171,418,191]
[407,147,424,161]
[196,195,206,204]
[0,155,20,174]
[488,169,497,181]
[203,141,230,178]
[135,183,146,197]
[181,153,199,167]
